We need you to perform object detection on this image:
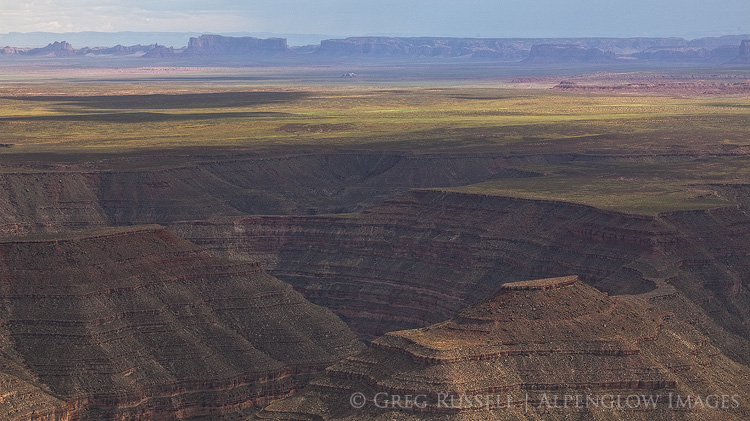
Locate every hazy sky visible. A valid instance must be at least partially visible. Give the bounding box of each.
[1,0,749,39]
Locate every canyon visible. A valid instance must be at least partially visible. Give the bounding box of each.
[169,186,750,362]
[0,226,362,418]
[1,151,748,362]
[0,63,749,419]
[258,276,750,420]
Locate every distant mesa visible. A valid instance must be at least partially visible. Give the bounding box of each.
[742,39,750,56]
[25,40,76,57]
[731,39,750,63]
[0,35,289,59]
[0,46,21,55]
[1,34,750,64]
[634,46,711,61]
[316,37,529,59]
[260,275,750,419]
[0,40,182,58]
[79,44,157,56]
[141,43,176,58]
[185,34,288,56]
[524,43,615,64]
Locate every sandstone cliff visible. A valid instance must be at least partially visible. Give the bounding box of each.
[2,152,747,364]
[78,44,157,56]
[185,35,288,56]
[313,36,716,60]
[171,188,750,367]
[24,41,76,57]
[317,37,528,59]
[141,44,176,58]
[633,47,712,61]
[258,277,750,420]
[731,40,750,63]
[524,44,615,64]
[0,46,21,55]
[1,35,748,63]
[0,226,363,419]
[0,152,543,236]
[742,40,750,57]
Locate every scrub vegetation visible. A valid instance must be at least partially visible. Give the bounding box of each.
[0,66,748,213]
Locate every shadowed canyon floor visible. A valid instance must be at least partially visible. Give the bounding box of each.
[0,64,749,419]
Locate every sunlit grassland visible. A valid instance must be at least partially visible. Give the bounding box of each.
[0,86,748,155]
[0,78,748,214]
[445,158,750,214]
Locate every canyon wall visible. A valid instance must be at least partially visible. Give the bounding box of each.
[185,34,288,56]
[2,153,750,418]
[170,189,667,338]
[171,189,750,365]
[524,44,615,63]
[258,277,750,420]
[0,153,564,236]
[0,226,363,419]
[732,39,750,63]
[2,154,748,361]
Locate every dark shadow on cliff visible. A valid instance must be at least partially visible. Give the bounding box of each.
[0,111,292,123]
[2,91,309,109]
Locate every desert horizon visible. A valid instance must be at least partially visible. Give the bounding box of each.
[0,2,749,420]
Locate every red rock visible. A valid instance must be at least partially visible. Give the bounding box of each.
[0,226,363,419]
[258,277,750,419]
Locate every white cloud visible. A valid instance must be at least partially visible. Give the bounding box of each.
[0,1,254,32]
[0,0,747,37]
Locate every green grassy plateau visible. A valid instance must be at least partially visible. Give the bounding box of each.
[1,65,748,214]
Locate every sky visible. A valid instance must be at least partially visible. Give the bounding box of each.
[1,0,749,40]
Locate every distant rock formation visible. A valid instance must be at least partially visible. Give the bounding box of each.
[78,44,155,56]
[24,41,76,57]
[631,45,741,63]
[173,185,750,365]
[259,276,750,419]
[524,43,615,64]
[185,34,287,56]
[0,46,20,55]
[1,34,750,64]
[0,42,170,58]
[711,44,744,62]
[731,39,750,63]
[140,43,176,58]
[634,47,712,61]
[317,37,530,59]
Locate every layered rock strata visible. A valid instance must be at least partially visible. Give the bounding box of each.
[171,189,750,365]
[0,226,363,419]
[0,153,562,236]
[170,189,675,337]
[258,277,750,420]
